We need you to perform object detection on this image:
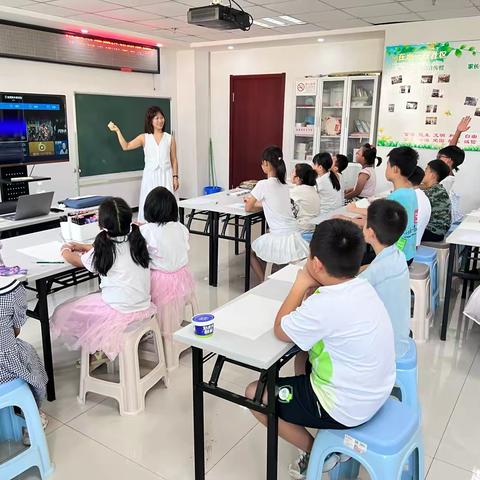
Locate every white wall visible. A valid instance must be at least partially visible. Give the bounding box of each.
[209,37,385,189]
[375,17,480,213]
[0,48,178,207]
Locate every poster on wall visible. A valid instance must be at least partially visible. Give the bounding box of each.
[378,41,480,151]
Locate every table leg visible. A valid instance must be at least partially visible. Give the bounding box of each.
[244,217,252,292]
[208,212,219,287]
[179,206,185,225]
[234,216,239,255]
[37,279,56,401]
[441,244,456,341]
[266,363,278,480]
[192,347,205,480]
[261,216,266,235]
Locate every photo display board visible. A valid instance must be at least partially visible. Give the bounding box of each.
[378,41,480,151]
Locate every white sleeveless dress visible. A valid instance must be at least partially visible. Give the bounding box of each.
[138,132,173,221]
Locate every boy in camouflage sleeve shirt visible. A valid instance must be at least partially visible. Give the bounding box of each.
[422,159,452,242]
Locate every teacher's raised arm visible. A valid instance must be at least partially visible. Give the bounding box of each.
[107,121,144,151]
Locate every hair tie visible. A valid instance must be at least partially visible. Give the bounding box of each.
[102,228,109,233]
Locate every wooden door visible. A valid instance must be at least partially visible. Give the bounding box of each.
[229,73,286,188]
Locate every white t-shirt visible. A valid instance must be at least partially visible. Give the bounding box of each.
[290,184,321,232]
[357,166,376,198]
[440,175,455,194]
[316,173,343,214]
[415,189,431,246]
[281,277,395,427]
[82,242,151,313]
[140,222,189,272]
[251,178,298,235]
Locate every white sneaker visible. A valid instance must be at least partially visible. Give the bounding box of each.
[339,453,352,463]
[322,453,340,472]
[22,411,48,446]
[288,451,310,479]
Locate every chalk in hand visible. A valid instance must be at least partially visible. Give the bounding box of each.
[107,121,117,131]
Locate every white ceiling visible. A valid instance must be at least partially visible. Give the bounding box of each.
[0,0,479,46]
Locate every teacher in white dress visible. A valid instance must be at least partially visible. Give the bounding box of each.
[107,106,179,221]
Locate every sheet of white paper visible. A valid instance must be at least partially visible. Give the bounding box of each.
[458,222,480,232]
[183,196,217,207]
[229,202,245,210]
[355,198,370,209]
[214,295,282,340]
[227,189,249,197]
[268,264,302,283]
[467,210,480,218]
[18,241,64,262]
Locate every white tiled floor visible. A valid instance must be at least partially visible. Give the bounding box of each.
[9,229,480,479]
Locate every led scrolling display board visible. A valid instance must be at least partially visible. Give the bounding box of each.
[0,20,160,73]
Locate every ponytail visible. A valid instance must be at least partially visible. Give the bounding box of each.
[92,230,116,276]
[363,143,382,167]
[313,152,340,191]
[328,171,341,191]
[262,145,286,184]
[295,163,317,187]
[128,223,150,268]
[93,196,150,275]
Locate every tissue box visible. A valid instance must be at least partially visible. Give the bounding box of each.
[60,221,99,242]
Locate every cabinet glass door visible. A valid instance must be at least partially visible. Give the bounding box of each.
[346,78,375,161]
[319,80,345,155]
[294,92,316,163]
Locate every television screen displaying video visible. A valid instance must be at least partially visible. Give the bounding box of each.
[0,92,69,167]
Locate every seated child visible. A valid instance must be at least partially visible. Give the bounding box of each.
[290,163,321,236]
[421,159,452,242]
[332,153,348,205]
[245,219,395,478]
[244,146,309,282]
[360,199,410,359]
[312,152,343,213]
[140,187,196,371]
[345,143,382,200]
[52,197,156,363]
[0,242,48,443]
[409,166,431,247]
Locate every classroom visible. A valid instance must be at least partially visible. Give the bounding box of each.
[0,1,479,479]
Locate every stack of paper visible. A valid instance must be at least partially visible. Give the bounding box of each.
[18,241,64,263]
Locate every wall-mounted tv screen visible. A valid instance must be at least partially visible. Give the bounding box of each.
[0,92,69,167]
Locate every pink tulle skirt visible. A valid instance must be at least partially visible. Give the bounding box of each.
[150,267,196,371]
[51,293,157,361]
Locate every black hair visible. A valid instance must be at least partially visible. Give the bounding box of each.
[262,146,286,184]
[366,199,408,247]
[310,219,365,278]
[144,186,178,224]
[438,145,465,171]
[409,166,425,186]
[334,154,349,174]
[144,106,165,134]
[387,146,419,178]
[294,163,317,186]
[361,143,382,167]
[92,197,150,276]
[427,159,451,183]
[312,152,340,191]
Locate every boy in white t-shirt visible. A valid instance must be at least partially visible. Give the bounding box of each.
[245,219,395,478]
[408,166,431,247]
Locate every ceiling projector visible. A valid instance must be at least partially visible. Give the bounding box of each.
[187,2,253,31]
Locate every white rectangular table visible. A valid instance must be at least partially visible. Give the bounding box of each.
[179,189,265,291]
[175,277,296,480]
[441,215,480,340]
[2,228,97,400]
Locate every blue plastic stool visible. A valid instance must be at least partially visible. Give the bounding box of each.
[0,379,54,479]
[307,399,424,480]
[395,338,419,411]
[414,246,439,313]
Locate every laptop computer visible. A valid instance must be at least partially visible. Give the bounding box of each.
[1,192,54,221]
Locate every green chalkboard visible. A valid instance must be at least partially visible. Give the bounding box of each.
[75,94,171,177]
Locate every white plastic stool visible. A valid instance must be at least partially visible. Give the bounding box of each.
[78,314,167,416]
[422,240,450,300]
[409,262,432,343]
